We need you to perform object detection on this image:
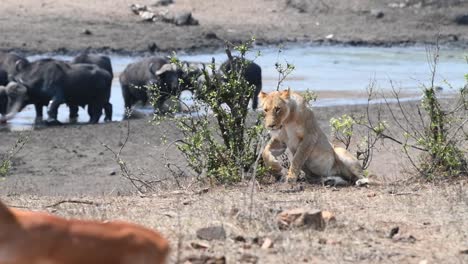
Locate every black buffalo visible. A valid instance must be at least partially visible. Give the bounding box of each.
[0,51,29,82]
[0,59,112,124]
[72,52,113,78]
[0,69,7,86]
[119,57,179,115]
[220,57,262,110]
[71,52,114,122]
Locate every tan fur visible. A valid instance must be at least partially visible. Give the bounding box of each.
[0,200,169,264]
[259,89,368,186]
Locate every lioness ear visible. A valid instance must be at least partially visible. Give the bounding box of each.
[258,91,267,100]
[280,88,290,99]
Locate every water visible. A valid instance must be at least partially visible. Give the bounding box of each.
[2,46,467,130]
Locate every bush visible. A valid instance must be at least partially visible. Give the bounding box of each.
[338,44,467,179]
[151,41,266,184]
[0,134,28,178]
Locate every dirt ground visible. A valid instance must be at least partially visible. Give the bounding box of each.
[0,0,467,54]
[1,102,467,263]
[1,0,468,263]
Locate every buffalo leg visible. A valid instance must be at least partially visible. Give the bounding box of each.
[155,94,168,114]
[252,83,261,110]
[252,94,259,110]
[104,102,112,122]
[87,103,102,124]
[46,95,64,125]
[68,104,79,124]
[121,85,134,118]
[34,104,44,123]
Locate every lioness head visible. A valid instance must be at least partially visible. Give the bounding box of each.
[258,89,291,130]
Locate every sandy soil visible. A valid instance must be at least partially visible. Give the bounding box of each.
[0,0,467,54]
[2,101,466,263]
[1,0,467,263]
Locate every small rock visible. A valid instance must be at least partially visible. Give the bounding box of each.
[190,241,210,249]
[130,4,147,14]
[195,188,210,195]
[174,11,199,26]
[243,244,252,249]
[204,32,218,39]
[109,171,116,176]
[81,29,92,35]
[389,226,399,238]
[183,255,226,264]
[367,192,377,197]
[148,42,158,52]
[229,207,240,217]
[152,0,173,6]
[321,211,336,224]
[261,238,274,249]
[454,14,468,25]
[392,234,417,243]
[325,34,334,39]
[277,208,335,230]
[196,226,226,241]
[370,9,384,19]
[318,238,327,244]
[239,254,258,264]
[252,236,263,245]
[388,2,406,8]
[233,235,246,242]
[140,11,156,21]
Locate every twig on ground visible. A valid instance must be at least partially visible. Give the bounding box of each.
[248,135,266,224]
[45,199,99,208]
[100,119,157,194]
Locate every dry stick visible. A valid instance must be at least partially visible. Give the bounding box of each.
[390,83,425,139]
[100,119,155,194]
[45,199,99,208]
[416,105,427,130]
[376,94,427,151]
[248,136,266,224]
[162,139,185,189]
[401,136,424,175]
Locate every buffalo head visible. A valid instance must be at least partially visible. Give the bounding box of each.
[0,82,28,122]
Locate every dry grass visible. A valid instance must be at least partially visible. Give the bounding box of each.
[4,180,468,263]
[1,99,467,263]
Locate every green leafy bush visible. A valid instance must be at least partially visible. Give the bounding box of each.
[151,41,266,184]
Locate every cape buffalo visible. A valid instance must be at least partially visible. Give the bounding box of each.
[0,59,112,124]
[0,69,7,86]
[220,57,262,110]
[71,52,114,122]
[72,52,113,78]
[119,57,179,115]
[0,52,28,82]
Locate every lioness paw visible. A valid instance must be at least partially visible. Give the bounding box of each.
[286,170,299,183]
[355,178,369,187]
[322,176,349,187]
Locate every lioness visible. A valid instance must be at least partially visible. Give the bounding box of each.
[0,200,169,264]
[259,89,368,186]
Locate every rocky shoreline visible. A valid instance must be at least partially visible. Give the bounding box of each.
[1,0,467,55]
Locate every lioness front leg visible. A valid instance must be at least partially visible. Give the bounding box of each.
[262,137,287,180]
[288,139,313,183]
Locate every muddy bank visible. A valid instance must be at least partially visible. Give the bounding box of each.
[1,0,468,55]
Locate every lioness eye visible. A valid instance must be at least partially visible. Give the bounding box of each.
[263,108,268,112]
[275,107,280,113]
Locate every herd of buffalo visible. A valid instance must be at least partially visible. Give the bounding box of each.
[0,51,262,125]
